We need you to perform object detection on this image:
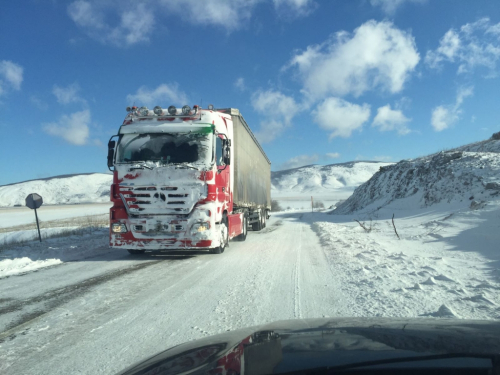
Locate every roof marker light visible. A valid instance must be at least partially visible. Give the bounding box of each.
[182,105,191,115]
[154,106,163,115]
[139,106,149,116]
[168,106,177,115]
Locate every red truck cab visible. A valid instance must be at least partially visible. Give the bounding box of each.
[107,105,270,255]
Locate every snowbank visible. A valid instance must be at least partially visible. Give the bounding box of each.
[306,201,500,320]
[0,229,111,278]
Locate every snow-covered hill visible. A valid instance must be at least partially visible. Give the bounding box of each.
[0,162,391,208]
[334,135,500,214]
[271,161,392,195]
[0,173,112,207]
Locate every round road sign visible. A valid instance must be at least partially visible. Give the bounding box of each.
[26,193,43,209]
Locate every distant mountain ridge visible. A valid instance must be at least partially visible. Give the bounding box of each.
[272,161,392,195]
[0,161,392,207]
[0,173,113,207]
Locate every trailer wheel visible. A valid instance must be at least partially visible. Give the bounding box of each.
[251,209,262,231]
[235,214,248,241]
[127,249,145,254]
[211,215,228,254]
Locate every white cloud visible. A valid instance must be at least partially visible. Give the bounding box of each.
[0,60,23,96]
[162,0,316,28]
[286,20,420,99]
[273,0,317,18]
[53,83,86,105]
[313,97,370,138]
[30,96,48,110]
[373,155,393,161]
[280,154,320,170]
[126,83,189,107]
[234,77,246,91]
[68,1,317,46]
[279,152,340,170]
[160,0,262,31]
[455,85,473,107]
[431,106,454,132]
[43,109,91,145]
[372,104,411,135]
[252,90,300,143]
[370,0,426,15]
[68,1,155,47]
[326,152,340,159]
[431,86,473,132]
[426,18,500,76]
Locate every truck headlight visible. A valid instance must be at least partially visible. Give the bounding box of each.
[191,222,210,235]
[111,223,128,233]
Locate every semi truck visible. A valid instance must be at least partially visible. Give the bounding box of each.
[107,104,271,254]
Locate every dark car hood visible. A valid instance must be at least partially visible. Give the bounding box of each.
[119,317,500,375]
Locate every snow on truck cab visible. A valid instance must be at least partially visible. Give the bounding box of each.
[107,105,271,254]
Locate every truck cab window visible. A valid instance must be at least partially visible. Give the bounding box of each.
[216,136,224,166]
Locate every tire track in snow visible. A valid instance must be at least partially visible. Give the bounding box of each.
[0,258,179,341]
[292,224,302,319]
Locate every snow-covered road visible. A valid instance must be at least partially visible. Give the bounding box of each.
[1,205,499,375]
[0,213,350,375]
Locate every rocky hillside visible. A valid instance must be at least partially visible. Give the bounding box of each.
[334,135,500,214]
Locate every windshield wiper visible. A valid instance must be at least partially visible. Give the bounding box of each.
[169,162,199,170]
[129,163,153,170]
[289,353,499,374]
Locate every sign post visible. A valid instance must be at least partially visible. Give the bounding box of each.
[25,193,43,242]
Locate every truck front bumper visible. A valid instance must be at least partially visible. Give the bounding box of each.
[109,214,222,251]
[110,232,214,250]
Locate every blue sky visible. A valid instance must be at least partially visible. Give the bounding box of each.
[1,0,500,185]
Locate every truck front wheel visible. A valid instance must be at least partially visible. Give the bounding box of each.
[210,215,228,254]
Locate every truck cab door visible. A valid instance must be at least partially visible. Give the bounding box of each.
[216,136,231,205]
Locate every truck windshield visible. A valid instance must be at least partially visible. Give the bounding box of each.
[116,132,213,168]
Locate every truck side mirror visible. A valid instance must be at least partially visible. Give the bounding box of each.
[107,140,116,170]
[223,143,230,165]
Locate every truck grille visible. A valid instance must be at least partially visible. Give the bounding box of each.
[119,185,202,215]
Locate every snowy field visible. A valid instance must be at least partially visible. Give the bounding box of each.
[272,191,350,211]
[0,203,111,229]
